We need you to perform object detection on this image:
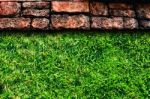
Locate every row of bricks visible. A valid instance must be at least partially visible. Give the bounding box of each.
[0,1,150,19]
[1,16,149,30]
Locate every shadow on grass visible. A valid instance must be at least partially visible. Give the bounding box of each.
[0,83,4,94]
[0,30,150,37]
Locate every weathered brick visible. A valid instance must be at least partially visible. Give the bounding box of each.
[23,2,49,8]
[136,4,150,19]
[32,18,49,29]
[52,1,89,12]
[124,18,138,29]
[91,17,123,29]
[90,2,108,16]
[109,3,135,17]
[0,2,20,16]
[0,18,30,29]
[109,3,133,10]
[51,15,90,29]
[109,9,135,17]
[23,9,49,17]
[140,20,150,29]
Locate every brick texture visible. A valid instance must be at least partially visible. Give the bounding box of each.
[0,1,150,30]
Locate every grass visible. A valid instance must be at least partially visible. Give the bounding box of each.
[0,31,150,98]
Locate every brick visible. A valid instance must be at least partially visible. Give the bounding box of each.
[0,2,20,16]
[23,9,49,17]
[91,17,123,29]
[51,1,89,12]
[51,15,90,29]
[136,4,150,19]
[109,9,135,17]
[90,2,108,16]
[140,20,150,29]
[124,18,138,29]
[23,2,49,8]
[0,18,30,29]
[109,3,133,10]
[32,18,49,29]
[109,3,135,17]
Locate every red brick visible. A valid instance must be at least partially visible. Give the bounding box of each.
[108,3,135,17]
[52,1,89,12]
[124,18,138,29]
[0,2,20,16]
[140,20,150,29]
[91,17,123,29]
[0,18,30,29]
[137,4,150,19]
[90,2,108,16]
[51,15,90,29]
[23,9,49,17]
[32,18,49,29]
[23,2,50,8]
[109,3,133,10]
[109,9,135,17]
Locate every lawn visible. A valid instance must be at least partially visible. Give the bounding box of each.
[0,31,149,98]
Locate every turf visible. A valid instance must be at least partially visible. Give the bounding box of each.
[0,31,150,98]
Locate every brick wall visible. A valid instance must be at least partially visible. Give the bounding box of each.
[0,1,150,30]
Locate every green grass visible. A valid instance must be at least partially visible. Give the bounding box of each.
[0,31,150,98]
